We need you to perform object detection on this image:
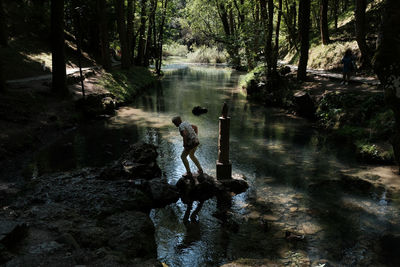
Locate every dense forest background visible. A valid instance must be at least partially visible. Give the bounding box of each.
[0,0,399,171]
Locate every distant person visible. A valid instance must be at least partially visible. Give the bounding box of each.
[172,116,203,181]
[341,49,356,85]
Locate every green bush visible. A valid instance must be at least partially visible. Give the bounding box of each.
[187,46,228,63]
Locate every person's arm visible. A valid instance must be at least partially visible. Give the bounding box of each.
[192,124,198,135]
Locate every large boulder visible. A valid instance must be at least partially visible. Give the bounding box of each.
[100,142,161,180]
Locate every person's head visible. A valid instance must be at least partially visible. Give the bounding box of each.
[172,116,182,127]
[345,49,352,57]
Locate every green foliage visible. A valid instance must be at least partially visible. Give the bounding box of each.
[238,64,266,89]
[99,67,156,102]
[355,140,394,163]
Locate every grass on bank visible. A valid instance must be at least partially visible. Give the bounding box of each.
[99,67,156,102]
[163,42,228,64]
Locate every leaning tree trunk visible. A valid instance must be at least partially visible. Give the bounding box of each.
[0,0,7,47]
[136,0,148,66]
[297,0,311,81]
[320,0,330,45]
[355,0,370,68]
[97,0,111,70]
[374,0,400,173]
[114,0,131,69]
[51,0,67,96]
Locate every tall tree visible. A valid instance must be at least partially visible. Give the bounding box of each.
[144,0,157,67]
[355,0,370,68]
[136,0,148,66]
[273,0,283,73]
[97,0,111,70]
[51,0,67,95]
[297,0,311,81]
[333,0,339,30]
[127,0,136,63]
[114,0,131,69]
[320,0,330,44]
[374,0,400,173]
[0,59,4,92]
[0,0,7,47]
[155,0,168,74]
[266,0,274,78]
[215,0,239,67]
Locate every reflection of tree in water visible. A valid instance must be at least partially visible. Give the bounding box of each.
[156,83,165,112]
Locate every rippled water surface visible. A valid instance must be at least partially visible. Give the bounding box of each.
[30,64,400,266]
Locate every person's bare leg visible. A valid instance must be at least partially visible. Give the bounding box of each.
[189,146,203,174]
[181,149,191,176]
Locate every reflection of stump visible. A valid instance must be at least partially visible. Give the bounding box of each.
[217,103,232,180]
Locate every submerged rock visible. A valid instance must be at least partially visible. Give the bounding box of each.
[192,106,208,116]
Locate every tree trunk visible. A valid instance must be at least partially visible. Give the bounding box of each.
[97,0,111,70]
[333,0,339,29]
[355,0,370,69]
[374,0,400,173]
[217,0,240,68]
[0,60,5,92]
[320,0,330,44]
[265,0,274,78]
[0,0,7,47]
[127,0,135,63]
[273,0,283,72]
[136,0,148,66]
[156,0,168,74]
[343,0,348,12]
[144,0,157,67]
[297,0,311,81]
[114,0,131,69]
[51,0,67,96]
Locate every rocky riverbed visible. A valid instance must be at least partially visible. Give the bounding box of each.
[0,142,248,266]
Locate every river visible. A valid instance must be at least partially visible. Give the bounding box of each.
[29,63,400,266]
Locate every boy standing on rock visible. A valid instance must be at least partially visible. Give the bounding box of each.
[172,116,203,181]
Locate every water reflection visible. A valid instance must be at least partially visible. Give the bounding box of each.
[28,63,400,266]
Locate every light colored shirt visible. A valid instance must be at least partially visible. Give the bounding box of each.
[179,121,199,148]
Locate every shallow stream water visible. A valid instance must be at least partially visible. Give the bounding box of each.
[29,63,400,266]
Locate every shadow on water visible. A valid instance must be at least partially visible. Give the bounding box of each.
[26,63,400,266]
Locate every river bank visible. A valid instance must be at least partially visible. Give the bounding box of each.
[242,67,395,166]
[0,66,157,183]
